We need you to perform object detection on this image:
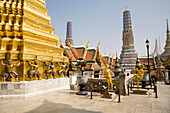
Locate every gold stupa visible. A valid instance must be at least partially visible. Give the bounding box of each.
[0,0,68,81]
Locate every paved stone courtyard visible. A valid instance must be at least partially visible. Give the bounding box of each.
[0,83,170,113]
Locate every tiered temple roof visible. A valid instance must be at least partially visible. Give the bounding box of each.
[60,40,116,73]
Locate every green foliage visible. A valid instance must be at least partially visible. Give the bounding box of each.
[76,61,87,67]
[76,61,87,76]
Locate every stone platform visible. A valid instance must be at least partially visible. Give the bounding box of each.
[0,78,69,99]
[133,89,147,95]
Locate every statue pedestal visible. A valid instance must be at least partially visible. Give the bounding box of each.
[133,89,147,95]
[0,78,69,99]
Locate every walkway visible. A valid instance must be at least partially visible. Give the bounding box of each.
[0,83,170,113]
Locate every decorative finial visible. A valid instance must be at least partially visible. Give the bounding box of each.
[59,37,62,43]
[112,53,114,59]
[109,52,111,57]
[116,52,118,58]
[125,5,128,10]
[81,42,82,46]
[69,17,71,21]
[97,40,100,48]
[166,18,169,32]
[86,39,89,48]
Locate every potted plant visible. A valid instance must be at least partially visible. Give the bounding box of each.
[75,60,88,95]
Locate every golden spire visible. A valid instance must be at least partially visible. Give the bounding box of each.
[86,39,89,48]
[97,40,100,47]
[59,37,62,44]
[125,5,128,10]
[69,17,71,21]
[166,18,169,33]
[66,39,71,47]
[112,53,114,59]
[109,52,111,58]
[116,52,118,58]
[81,42,82,46]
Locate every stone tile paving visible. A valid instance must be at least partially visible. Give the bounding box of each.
[0,83,170,113]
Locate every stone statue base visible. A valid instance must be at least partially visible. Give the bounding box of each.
[133,89,147,95]
[0,78,69,99]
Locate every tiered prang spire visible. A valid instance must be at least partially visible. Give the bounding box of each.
[65,17,74,45]
[119,6,137,69]
[161,19,170,60]
[153,39,162,56]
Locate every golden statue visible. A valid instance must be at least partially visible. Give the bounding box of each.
[59,63,69,78]
[103,63,113,91]
[44,61,56,79]
[133,64,146,90]
[27,57,41,80]
[1,59,20,82]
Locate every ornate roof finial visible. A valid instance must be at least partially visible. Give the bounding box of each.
[109,52,111,57]
[116,52,118,58]
[97,40,100,49]
[166,18,169,33]
[125,5,128,10]
[86,39,89,48]
[69,17,71,21]
[59,37,62,44]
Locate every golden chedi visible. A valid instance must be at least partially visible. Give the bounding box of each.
[0,0,68,81]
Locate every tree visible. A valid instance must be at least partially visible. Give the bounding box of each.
[75,61,87,76]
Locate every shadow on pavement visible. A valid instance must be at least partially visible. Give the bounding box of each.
[26,99,101,113]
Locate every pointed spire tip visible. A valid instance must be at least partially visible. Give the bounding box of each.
[125,5,128,10]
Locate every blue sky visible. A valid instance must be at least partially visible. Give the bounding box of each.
[46,0,170,57]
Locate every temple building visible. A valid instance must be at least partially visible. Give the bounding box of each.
[65,18,74,45]
[61,19,117,78]
[119,7,137,69]
[0,0,68,81]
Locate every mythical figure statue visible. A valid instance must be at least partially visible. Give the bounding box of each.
[1,58,20,82]
[44,61,56,79]
[103,63,113,91]
[27,57,41,80]
[59,63,69,78]
[133,64,146,89]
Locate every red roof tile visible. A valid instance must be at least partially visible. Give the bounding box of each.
[72,47,79,58]
[85,49,96,61]
[65,50,76,60]
[93,63,101,69]
[76,48,85,58]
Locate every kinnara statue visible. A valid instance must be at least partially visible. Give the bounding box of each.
[103,63,113,91]
[27,57,41,80]
[133,64,146,90]
[1,58,20,82]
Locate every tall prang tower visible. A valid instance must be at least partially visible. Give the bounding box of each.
[65,18,74,45]
[161,19,170,60]
[119,7,137,69]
